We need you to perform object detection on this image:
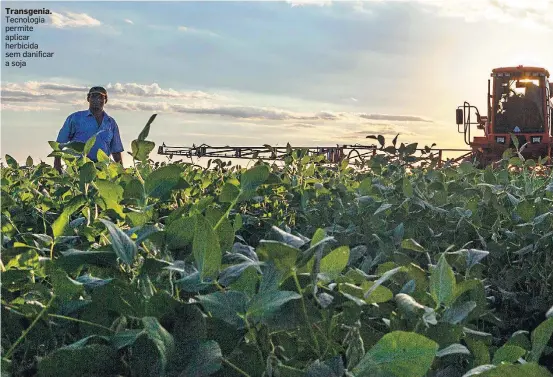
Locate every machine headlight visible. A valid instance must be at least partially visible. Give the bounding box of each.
[531,136,541,144]
[496,136,506,144]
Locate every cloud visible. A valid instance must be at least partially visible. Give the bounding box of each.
[105,83,222,100]
[290,0,552,29]
[1,81,434,128]
[124,19,133,24]
[1,81,222,101]
[177,25,219,38]
[286,0,333,6]
[358,113,432,122]
[290,123,317,128]
[49,11,101,28]
[108,100,344,121]
[1,103,60,112]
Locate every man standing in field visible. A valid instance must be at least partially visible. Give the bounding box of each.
[54,86,124,173]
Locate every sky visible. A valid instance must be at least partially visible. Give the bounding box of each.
[1,0,552,167]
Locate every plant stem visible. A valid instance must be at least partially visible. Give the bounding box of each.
[48,314,115,333]
[244,316,265,367]
[222,358,252,377]
[5,294,55,359]
[214,196,239,231]
[292,270,321,356]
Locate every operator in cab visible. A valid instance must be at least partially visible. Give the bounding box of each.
[53,86,124,173]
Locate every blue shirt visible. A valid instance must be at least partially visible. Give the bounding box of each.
[56,110,124,161]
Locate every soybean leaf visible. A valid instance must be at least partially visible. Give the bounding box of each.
[492,345,526,365]
[430,254,456,307]
[364,266,403,299]
[196,291,248,329]
[352,331,438,377]
[180,340,222,377]
[138,113,157,141]
[306,356,344,377]
[192,215,221,280]
[52,195,87,238]
[131,140,156,162]
[240,164,270,193]
[144,164,184,199]
[462,363,553,377]
[247,290,301,324]
[529,317,553,363]
[319,246,349,280]
[401,239,425,252]
[99,219,137,266]
[436,344,471,358]
[442,301,477,324]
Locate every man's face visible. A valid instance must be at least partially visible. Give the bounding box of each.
[88,92,106,111]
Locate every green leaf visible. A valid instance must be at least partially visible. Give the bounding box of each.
[197,291,248,329]
[52,195,87,238]
[345,327,365,370]
[99,219,137,266]
[144,164,184,199]
[436,343,470,358]
[319,246,349,280]
[401,239,426,252]
[79,161,97,185]
[505,330,531,350]
[430,254,456,307]
[138,113,157,141]
[247,290,301,324]
[364,266,403,299]
[395,293,426,315]
[37,344,120,377]
[449,249,489,270]
[442,301,477,324]
[311,228,327,248]
[403,177,413,198]
[205,207,235,253]
[140,317,175,375]
[166,216,196,249]
[95,179,124,217]
[58,249,117,270]
[352,331,438,377]
[306,356,344,377]
[516,201,536,223]
[219,182,240,203]
[341,282,393,305]
[50,268,85,300]
[192,215,222,280]
[462,363,553,377]
[5,154,18,169]
[181,340,222,377]
[257,240,299,278]
[124,178,145,200]
[84,134,97,156]
[240,164,270,192]
[529,317,553,363]
[374,203,393,215]
[131,140,156,162]
[270,226,307,248]
[492,344,526,365]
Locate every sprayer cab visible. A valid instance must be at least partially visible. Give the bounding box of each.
[456,65,552,166]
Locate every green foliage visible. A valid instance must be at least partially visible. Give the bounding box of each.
[1,126,552,377]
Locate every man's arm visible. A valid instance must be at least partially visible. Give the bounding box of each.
[110,120,125,165]
[112,152,123,165]
[54,156,63,173]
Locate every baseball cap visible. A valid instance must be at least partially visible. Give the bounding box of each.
[88,86,107,97]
